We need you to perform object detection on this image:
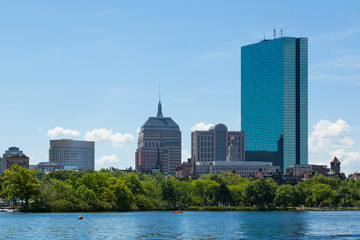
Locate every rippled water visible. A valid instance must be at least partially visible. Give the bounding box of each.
[0,211,360,239]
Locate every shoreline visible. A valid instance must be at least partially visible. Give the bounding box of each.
[4,206,360,213]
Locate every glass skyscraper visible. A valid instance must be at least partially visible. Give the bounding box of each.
[241,37,308,170]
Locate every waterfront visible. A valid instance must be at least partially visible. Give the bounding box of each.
[0,211,359,239]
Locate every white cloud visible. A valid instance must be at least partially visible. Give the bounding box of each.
[329,149,360,167]
[37,128,42,132]
[191,122,214,131]
[182,149,191,163]
[96,154,120,165]
[47,127,80,139]
[84,128,135,147]
[309,119,354,153]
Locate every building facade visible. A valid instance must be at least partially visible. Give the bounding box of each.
[196,161,279,178]
[1,147,29,172]
[175,158,193,180]
[191,124,245,163]
[135,101,181,175]
[241,36,308,170]
[49,139,95,170]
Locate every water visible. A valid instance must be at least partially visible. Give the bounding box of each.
[0,211,360,239]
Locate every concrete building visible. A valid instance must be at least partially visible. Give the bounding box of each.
[49,139,95,170]
[241,36,308,170]
[196,161,279,178]
[135,101,181,175]
[191,124,245,163]
[1,147,29,172]
[191,124,278,177]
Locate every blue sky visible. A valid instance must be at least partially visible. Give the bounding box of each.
[1,1,360,174]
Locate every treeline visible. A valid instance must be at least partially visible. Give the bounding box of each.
[1,165,360,212]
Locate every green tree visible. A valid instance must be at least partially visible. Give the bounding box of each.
[114,179,134,211]
[311,183,333,207]
[245,178,277,207]
[191,179,220,206]
[274,185,294,206]
[219,182,232,206]
[1,165,40,210]
[161,178,176,206]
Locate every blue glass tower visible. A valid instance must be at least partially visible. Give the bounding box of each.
[241,37,308,170]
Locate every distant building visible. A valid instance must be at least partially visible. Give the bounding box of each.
[330,156,341,174]
[286,164,312,177]
[1,147,29,172]
[35,162,79,172]
[310,164,330,175]
[191,124,245,163]
[241,36,308,170]
[135,101,181,175]
[348,172,360,180]
[37,162,64,172]
[49,139,95,170]
[175,158,193,180]
[196,161,279,178]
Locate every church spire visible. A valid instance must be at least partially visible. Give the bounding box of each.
[157,101,163,117]
[157,87,163,117]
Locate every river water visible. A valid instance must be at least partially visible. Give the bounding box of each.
[0,211,359,239]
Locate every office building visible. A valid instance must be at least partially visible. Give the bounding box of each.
[241,36,308,170]
[1,147,29,172]
[49,139,95,170]
[196,160,279,178]
[135,101,181,175]
[191,124,271,177]
[191,123,245,163]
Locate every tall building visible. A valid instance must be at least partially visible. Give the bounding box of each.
[191,124,278,178]
[241,36,308,170]
[1,147,30,172]
[191,124,245,163]
[49,139,95,170]
[135,101,181,175]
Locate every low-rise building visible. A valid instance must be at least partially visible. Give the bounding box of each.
[196,161,279,178]
[1,147,29,172]
[175,158,192,180]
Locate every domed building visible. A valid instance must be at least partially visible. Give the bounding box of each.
[135,101,181,175]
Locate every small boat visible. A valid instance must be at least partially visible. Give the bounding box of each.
[172,210,184,213]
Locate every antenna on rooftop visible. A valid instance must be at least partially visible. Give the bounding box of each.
[159,84,161,102]
[281,29,283,37]
[273,28,276,39]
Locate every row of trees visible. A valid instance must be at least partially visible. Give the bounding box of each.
[1,165,360,212]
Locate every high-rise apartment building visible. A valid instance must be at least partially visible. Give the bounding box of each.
[191,124,245,163]
[1,147,30,172]
[241,36,308,170]
[49,139,95,170]
[135,101,181,175]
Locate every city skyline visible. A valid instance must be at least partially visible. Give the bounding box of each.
[1,1,360,174]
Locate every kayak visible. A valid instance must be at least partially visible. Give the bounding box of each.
[172,211,184,213]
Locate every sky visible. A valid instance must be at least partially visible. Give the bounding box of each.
[1,1,360,174]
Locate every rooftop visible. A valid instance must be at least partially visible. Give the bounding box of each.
[141,101,179,130]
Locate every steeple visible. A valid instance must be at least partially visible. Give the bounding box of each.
[157,88,163,117]
[157,101,163,117]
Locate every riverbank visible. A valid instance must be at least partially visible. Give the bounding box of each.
[12,205,360,213]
